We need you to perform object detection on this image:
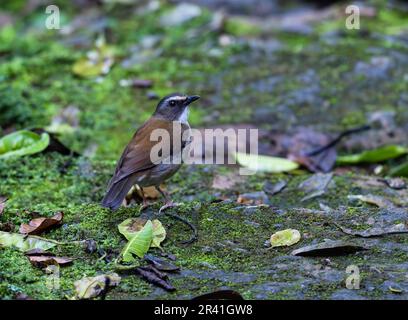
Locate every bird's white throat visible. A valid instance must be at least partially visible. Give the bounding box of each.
[178,107,189,123]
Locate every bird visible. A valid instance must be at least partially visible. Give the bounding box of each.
[101,93,200,213]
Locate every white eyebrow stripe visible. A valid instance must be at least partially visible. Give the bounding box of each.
[169,96,187,101]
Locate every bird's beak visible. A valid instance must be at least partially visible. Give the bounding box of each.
[185,95,200,105]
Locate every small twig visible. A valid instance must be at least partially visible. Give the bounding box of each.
[306,124,372,157]
[27,236,88,246]
[164,212,198,245]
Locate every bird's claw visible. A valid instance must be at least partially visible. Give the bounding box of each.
[139,203,151,213]
[158,201,181,214]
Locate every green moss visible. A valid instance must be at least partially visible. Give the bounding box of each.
[224,18,262,37]
[1,0,408,300]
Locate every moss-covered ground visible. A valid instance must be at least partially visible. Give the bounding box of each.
[0,0,407,299]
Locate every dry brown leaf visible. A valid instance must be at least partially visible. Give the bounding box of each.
[123,185,165,206]
[19,212,64,235]
[136,265,175,291]
[139,186,162,199]
[237,191,269,205]
[291,240,367,256]
[348,194,397,209]
[335,223,408,238]
[27,255,73,268]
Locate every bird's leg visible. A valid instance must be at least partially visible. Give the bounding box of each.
[138,187,150,212]
[155,186,180,214]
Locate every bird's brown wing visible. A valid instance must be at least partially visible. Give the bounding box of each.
[108,117,189,187]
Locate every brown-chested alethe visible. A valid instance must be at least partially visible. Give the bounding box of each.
[101,93,200,212]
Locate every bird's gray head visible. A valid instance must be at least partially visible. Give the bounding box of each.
[153,93,200,122]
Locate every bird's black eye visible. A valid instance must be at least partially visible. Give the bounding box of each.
[169,100,176,107]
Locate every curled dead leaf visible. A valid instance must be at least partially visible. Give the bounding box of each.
[335,223,408,238]
[123,185,164,207]
[136,265,175,292]
[291,240,367,257]
[27,255,73,268]
[348,194,397,209]
[237,191,269,205]
[19,212,64,235]
[144,254,179,272]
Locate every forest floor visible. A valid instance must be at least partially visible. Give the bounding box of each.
[0,0,408,299]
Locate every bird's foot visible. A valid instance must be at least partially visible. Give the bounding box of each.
[139,200,152,213]
[158,201,181,215]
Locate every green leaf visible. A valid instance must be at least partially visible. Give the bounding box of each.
[118,218,166,249]
[74,273,121,300]
[0,130,50,159]
[336,145,408,165]
[0,231,56,252]
[120,220,153,262]
[270,229,301,248]
[235,152,299,173]
[390,161,408,177]
[151,220,166,248]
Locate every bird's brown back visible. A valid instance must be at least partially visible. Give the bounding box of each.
[107,116,190,188]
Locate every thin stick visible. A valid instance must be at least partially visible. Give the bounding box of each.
[165,212,198,245]
[306,125,371,157]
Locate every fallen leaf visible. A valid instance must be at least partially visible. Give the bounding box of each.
[74,273,121,299]
[348,194,396,209]
[285,128,337,173]
[298,173,333,202]
[118,218,166,249]
[237,191,269,205]
[151,220,166,248]
[336,145,408,165]
[31,128,80,157]
[0,231,56,252]
[141,186,162,199]
[335,223,408,238]
[123,185,164,206]
[27,255,73,268]
[120,220,153,262]
[136,265,175,291]
[19,212,64,235]
[291,240,367,256]
[263,180,287,196]
[25,248,53,256]
[269,229,301,248]
[389,286,403,294]
[235,152,299,173]
[144,254,180,272]
[192,290,244,300]
[0,130,50,159]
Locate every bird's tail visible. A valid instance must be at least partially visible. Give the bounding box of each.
[101,177,134,211]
